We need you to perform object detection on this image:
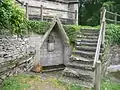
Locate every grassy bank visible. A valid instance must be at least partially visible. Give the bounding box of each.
[0,74,120,90]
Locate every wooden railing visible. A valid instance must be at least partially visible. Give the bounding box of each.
[94,7,106,90]
[93,7,106,68]
[93,7,120,68]
[94,7,120,90]
[106,11,120,24]
[16,0,78,25]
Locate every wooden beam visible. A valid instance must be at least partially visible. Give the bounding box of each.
[114,12,117,24]
[25,3,29,20]
[27,5,75,13]
[75,10,78,25]
[40,5,43,21]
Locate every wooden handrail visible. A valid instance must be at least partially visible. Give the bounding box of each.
[94,8,120,90]
[106,18,115,22]
[106,11,120,17]
[93,7,106,68]
[93,7,120,67]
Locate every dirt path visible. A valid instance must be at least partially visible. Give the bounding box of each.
[25,71,67,90]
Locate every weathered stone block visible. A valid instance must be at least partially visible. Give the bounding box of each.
[0,75,7,80]
[0,79,2,84]
[0,58,4,63]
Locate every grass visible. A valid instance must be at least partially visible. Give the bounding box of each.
[0,74,120,90]
[0,74,38,90]
[101,79,120,90]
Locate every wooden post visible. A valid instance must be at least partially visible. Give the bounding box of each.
[94,60,101,90]
[40,5,43,21]
[102,21,106,47]
[75,10,78,25]
[25,3,29,20]
[100,7,105,24]
[114,12,117,24]
[100,8,103,24]
[21,2,24,8]
[101,7,106,47]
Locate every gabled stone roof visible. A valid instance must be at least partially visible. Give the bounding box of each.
[40,16,69,48]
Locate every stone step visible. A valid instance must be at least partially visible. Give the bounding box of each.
[76,39,98,43]
[75,46,96,52]
[66,62,94,71]
[62,67,94,82]
[81,28,99,33]
[82,32,99,36]
[77,35,98,40]
[63,67,94,76]
[81,28,99,31]
[73,50,95,59]
[76,42,97,47]
[70,55,94,65]
[76,46,104,53]
[60,76,94,88]
[42,67,65,72]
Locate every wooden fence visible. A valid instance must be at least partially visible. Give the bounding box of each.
[106,10,120,24]
[17,1,77,25]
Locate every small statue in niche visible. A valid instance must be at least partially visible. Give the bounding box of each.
[47,34,55,52]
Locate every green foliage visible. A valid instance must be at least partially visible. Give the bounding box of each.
[106,24,120,44]
[68,84,82,90]
[103,1,115,11]
[79,0,120,26]
[63,25,97,46]
[63,25,80,46]
[0,0,25,34]
[101,79,120,90]
[27,20,51,35]
[79,0,102,26]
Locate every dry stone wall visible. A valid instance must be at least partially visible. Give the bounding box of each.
[0,36,35,84]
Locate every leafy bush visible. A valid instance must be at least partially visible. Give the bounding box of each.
[0,0,25,34]
[63,25,80,46]
[63,25,97,46]
[27,20,51,35]
[106,24,120,45]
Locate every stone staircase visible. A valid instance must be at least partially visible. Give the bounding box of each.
[62,28,101,88]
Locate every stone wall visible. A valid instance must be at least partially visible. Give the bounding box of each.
[0,36,35,84]
[28,35,43,64]
[0,32,71,84]
[109,45,120,65]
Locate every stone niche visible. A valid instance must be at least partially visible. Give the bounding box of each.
[39,17,71,68]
